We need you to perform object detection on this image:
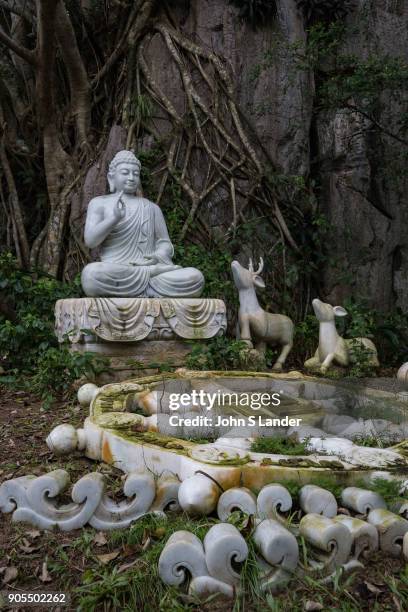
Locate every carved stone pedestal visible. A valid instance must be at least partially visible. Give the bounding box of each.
[55,297,227,381]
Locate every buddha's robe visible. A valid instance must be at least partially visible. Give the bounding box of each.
[81,198,204,298]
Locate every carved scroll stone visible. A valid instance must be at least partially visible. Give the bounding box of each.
[203,523,248,586]
[0,469,181,531]
[158,531,209,586]
[253,519,299,593]
[367,509,408,557]
[299,514,353,570]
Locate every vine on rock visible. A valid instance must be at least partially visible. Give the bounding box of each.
[0,0,313,321]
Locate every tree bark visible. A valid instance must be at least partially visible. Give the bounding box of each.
[55,2,91,147]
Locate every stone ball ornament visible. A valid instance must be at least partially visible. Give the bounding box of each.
[77,383,99,406]
[178,473,221,516]
[397,363,408,387]
[46,424,87,455]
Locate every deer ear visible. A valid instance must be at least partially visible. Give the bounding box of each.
[333,306,348,317]
[253,275,265,289]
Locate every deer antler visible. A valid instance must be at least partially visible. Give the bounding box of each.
[254,257,264,275]
[248,258,254,272]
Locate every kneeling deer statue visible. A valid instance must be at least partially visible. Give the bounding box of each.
[231,258,294,371]
[305,298,379,374]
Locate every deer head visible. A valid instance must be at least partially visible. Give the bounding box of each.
[231,257,265,290]
[312,298,348,322]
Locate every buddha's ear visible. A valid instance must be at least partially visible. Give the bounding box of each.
[107,173,115,193]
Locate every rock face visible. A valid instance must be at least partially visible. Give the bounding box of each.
[315,1,408,310]
[73,1,406,310]
[136,0,406,311]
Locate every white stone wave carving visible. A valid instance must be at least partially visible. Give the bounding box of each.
[0,470,180,531]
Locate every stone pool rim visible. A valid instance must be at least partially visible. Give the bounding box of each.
[83,369,408,491]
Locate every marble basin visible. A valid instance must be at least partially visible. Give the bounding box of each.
[81,370,408,491]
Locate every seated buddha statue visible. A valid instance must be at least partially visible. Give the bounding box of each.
[81,150,204,298]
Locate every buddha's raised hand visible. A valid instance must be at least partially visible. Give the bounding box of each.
[112,190,126,223]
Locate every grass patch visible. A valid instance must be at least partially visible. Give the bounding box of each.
[356,477,406,506]
[250,436,311,456]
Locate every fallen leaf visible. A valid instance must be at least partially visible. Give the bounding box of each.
[96,551,120,565]
[117,559,140,573]
[142,537,151,551]
[304,602,323,611]
[2,566,18,585]
[93,532,108,547]
[392,594,401,612]
[19,538,40,554]
[364,581,382,595]
[39,560,52,583]
[337,507,351,516]
[122,543,142,558]
[27,530,41,539]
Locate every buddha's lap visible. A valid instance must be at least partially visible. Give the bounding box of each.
[82,261,203,281]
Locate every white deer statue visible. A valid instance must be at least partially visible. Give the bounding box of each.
[304,298,379,374]
[231,258,294,371]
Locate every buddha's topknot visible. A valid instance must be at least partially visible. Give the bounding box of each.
[108,150,141,174]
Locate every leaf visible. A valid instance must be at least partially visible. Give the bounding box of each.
[96,551,120,565]
[39,560,52,583]
[117,559,140,574]
[2,566,18,584]
[26,530,41,539]
[364,581,382,595]
[142,537,151,551]
[122,543,142,558]
[93,532,108,547]
[304,602,323,611]
[19,538,40,554]
[392,594,402,612]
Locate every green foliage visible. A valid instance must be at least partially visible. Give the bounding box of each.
[347,339,377,378]
[228,0,277,29]
[76,514,211,611]
[293,314,319,366]
[0,253,81,370]
[251,436,311,456]
[185,337,249,370]
[176,243,235,302]
[295,21,408,141]
[290,20,345,70]
[319,54,408,116]
[339,297,408,367]
[161,179,237,304]
[0,253,109,404]
[32,349,108,408]
[357,477,406,506]
[129,94,152,124]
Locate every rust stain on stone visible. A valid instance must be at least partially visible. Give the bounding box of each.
[102,438,113,464]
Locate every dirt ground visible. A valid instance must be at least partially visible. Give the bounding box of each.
[0,386,407,611]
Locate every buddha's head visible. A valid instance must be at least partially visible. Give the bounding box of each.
[108,150,142,194]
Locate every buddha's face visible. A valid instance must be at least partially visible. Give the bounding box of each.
[111,162,141,194]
